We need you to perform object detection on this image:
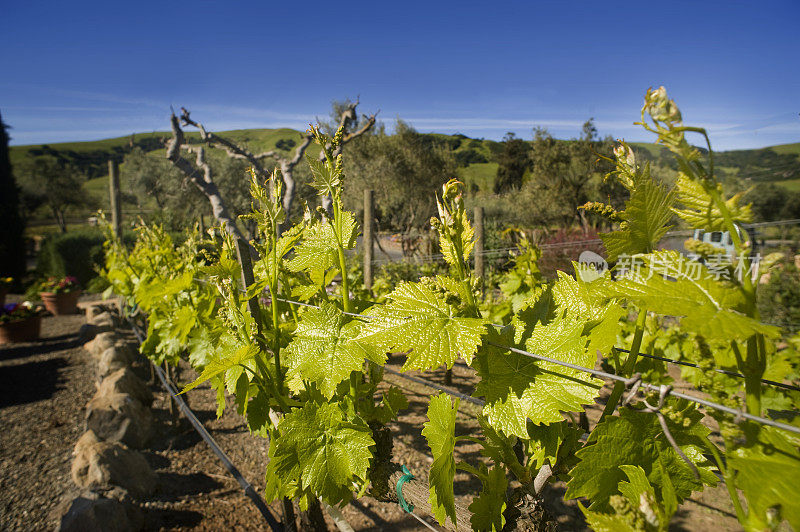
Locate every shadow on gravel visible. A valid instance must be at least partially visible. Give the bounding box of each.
[0,357,68,407]
[0,334,81,361]
[141,507,204,529]
[155,472,222,501]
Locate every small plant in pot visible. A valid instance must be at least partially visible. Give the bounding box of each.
[0,302,44,344]
[39,276,81,315]
[0,277,11,307]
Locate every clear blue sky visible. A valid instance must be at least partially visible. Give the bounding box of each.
[2,0,798,150]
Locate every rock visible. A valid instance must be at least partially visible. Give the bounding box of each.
[112,341,140,365]
[84,332,116,357]
[71,431,156,498]
[89,310,116,327]
[76,324,108,345]
[85,393,153,449]
[96,347,133,380]
[97,368,153,407]
[56,490,141,532]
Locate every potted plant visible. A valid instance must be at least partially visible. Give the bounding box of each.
[39,276,81,315]
[0,277,11,307]
[0,302,43,344]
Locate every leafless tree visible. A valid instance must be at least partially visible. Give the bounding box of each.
[165,102,376,236]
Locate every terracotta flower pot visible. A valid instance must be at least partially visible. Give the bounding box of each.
[40,290,81,315]
[0,316,41,344]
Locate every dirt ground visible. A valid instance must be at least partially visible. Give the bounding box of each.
[0,299,743,531]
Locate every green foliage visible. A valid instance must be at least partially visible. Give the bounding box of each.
[358,281,486,370]
[423,393,460,527]
[476,275,618,436]
[592,142,675,261]
[17,154,97,232]
[758,259,800,330]
[284,302,385,398]
[728,428,800,530]
[266,401,375,505]
[343,119,457,233]
[37,229,133,287]
[566,406,715,510]
[468,466,508,531]
[0,112,26,282]
[99,89,800,532]
[493,132,530,194]
[581,465,676,532]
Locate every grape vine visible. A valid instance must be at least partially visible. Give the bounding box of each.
[101,88,800,531]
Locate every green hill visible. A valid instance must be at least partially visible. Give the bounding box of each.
[10,128,800,233]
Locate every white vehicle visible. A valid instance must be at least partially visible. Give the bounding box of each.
[691,229,736,256]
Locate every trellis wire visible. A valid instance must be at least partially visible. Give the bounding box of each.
[616,347,800,393]
[490,342,800,436]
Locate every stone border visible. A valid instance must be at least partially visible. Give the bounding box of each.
[57,305,156,532]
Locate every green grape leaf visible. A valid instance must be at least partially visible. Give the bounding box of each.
[552,270,624,355]
[358,281,487,370]
[580,504,640,532]
[600,168,676,262]
[565,405,716,511]
[287,213,357,272]
[728,428,800,530]
[187,325,220,368]
[376,386,408,424]
[285,302,386,398]
[581,465,675,532]
[182,342,259,394]
[672,173,753,231]
[135,271,194,309]
[267,401,374,505]
[526,420,583,471]
[423,393,459,527]
[468,466,508,532]
[245,387,271,437]
[306,155,341,196]
[599,250,779,340]
[476,316,603,437]
[170,305,197,343]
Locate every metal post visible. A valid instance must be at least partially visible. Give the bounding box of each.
[108,160,122,237]
[363,190,374,290]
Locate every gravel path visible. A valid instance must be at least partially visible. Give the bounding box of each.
[0,310,95,531]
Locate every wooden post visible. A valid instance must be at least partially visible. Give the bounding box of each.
[108,160,122,237]
[199,214,206,234]
[233,237,261,325]
[474,206,485,282]
[363,190,374,290]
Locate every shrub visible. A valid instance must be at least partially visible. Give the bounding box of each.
[36,229,136,288]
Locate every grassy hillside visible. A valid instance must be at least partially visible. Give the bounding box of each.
[10,127,800,233]
[9,128,309,179]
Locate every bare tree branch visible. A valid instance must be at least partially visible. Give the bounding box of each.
[179,108,271,179]
[167,101,377,233]
[165,113,245,241]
